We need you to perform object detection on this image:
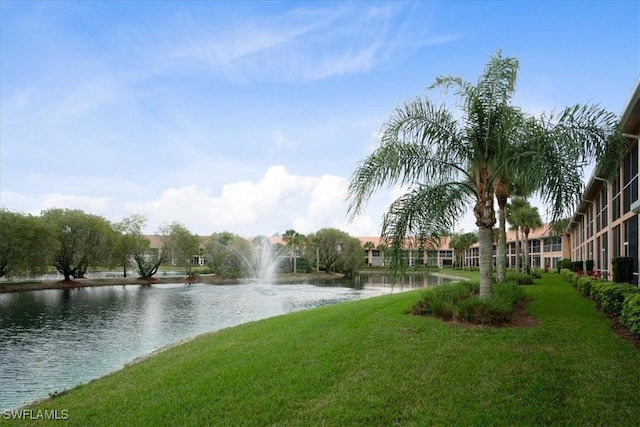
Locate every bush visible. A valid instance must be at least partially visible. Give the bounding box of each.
[505,272,534,285]
[560,268,573,281]
[621,293,640,338]
[585,259,594,271]
[557,258,572,272]
[571,261,583,272]
[576,276,593,296]
[412,281,478,319]
[612,257,634,284]
[493,281,525,306]
[412,280,523,325]
[590,282,640,316]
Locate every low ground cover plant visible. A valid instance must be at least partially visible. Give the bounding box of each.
[412,279,524,325]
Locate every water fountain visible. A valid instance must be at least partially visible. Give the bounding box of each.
[233,237,288,284]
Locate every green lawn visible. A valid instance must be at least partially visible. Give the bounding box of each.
[6,273,640,426]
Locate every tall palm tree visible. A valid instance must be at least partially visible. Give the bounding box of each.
[347,50,625,298]
[449,233,477,268]
[282,229,304,274]
[506,197,528,273]
[509,199,543,274]
[519,204,543,274]
[494,174,533,282]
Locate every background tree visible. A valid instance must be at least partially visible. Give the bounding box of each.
[0,209,57,278]
[347,50,625,297]
[282,229,305,274]
[113,214,148,278]
[518,202,543,274]
[306,228,362,277]
[507,197,527,273]
[131,222,190,280]
[203,232,252,278]
[448,232,478,268]
[42,208,115,281]
[162,222,200,277]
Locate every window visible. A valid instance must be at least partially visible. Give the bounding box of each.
[624,216,639,284]
[596,196,602,232]
[613,225,621,258]
[623,144,639,214]
[602,231,608,273]
[529,239,541,254]
[613,171,621,221]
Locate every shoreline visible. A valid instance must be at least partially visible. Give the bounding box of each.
[0,272,346,294]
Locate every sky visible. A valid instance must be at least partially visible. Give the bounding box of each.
[1,0,639,238]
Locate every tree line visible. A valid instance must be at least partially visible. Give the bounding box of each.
[0,208,364,281]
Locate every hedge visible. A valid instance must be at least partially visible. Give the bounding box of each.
[590,282,640,317]
[621,293,640,338]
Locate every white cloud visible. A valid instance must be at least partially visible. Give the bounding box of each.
[123,165,372,236]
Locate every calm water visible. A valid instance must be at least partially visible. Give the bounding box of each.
[0,273,450,410]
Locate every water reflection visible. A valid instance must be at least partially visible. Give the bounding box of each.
[0,273,451,410]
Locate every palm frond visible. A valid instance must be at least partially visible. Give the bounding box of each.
[380,182,474,276]
[347,98,469,217]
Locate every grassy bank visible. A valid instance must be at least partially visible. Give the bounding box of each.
[6,273,640,425]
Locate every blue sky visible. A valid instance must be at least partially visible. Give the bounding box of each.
[1,0,639,237]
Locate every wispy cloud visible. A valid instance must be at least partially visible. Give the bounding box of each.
[158,2,454,83]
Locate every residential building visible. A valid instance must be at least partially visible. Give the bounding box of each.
[565,79,640,283]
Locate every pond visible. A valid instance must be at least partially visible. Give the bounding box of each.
[0,273,452,411]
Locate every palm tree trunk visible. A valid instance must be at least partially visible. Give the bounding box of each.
[497,203,507,283]
[478,225,494,298]
[523,229,530,275]
[495,181,509,283]
[514,228,521,273]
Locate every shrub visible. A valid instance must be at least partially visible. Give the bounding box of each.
[585,259,594,271]
[612,257,634,284]
[576,276,593,296]
[452,296,512,324]
[413,280,523,325]
[557,258,572,272]
[590,282,640,316]
[494,281,525,305]
[412,281,478,319]
[505,272,533,285]
[571,261,583,272]
[560,268,573,281]
[621,293,640,338]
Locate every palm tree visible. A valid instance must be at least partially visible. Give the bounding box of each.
[508,199,543,274]
[449,232,478,268]
[506,197,528,273]
[282,229,304,274]
[494,174,534,282]
[519,204,543,274]
[363,241,375,267]
[347,50,625,298]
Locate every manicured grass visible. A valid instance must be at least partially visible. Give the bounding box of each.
[7,273,640,426]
